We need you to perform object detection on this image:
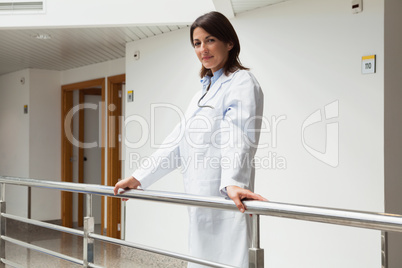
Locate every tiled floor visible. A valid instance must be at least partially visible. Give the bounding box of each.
[3,220,187,268]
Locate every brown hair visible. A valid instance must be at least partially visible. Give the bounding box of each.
[190,11,248,78]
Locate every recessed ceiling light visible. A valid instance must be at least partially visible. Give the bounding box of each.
[32,33,52,40]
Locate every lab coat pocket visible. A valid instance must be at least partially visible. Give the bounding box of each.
[188,178,235,222]
[190,207,235,223]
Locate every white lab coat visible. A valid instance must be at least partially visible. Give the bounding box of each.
[133,69,264,268]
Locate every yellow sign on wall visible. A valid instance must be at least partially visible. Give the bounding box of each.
[362,55,376,74]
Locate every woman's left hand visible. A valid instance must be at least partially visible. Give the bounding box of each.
[226,185,268,213]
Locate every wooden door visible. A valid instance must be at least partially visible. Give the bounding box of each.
[107,74,125,238]
[61,78,105,228]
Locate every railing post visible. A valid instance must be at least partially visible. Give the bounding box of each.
[249,214,264,268]
[0,183,6,268]
[83,194,94,267]
[382,231,387,268]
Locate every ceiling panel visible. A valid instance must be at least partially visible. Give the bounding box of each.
[0,25,189,76]
[0,0,291,76]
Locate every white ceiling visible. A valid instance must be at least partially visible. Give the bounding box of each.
[0,25,189,75]
[231,0,290,13]
[0,0,290,76]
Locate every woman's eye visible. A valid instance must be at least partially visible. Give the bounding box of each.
[194,42,200,47]
[207,39,215,43]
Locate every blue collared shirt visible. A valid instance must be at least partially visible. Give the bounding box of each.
[200,68,224,93]
[211,68,224,86]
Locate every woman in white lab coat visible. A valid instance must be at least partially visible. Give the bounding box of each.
[114,11,266,268]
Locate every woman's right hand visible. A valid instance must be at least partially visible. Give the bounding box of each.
[113,176,141,196]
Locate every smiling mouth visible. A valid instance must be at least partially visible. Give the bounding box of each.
[202,56,213,60]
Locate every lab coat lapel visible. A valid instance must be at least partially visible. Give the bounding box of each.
[198,71,235,107]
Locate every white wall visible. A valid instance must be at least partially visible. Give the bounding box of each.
[29,69,62,221]
[235,1,383,267]
[0,69,30,217]
[0,69,61,220]
[61,58,125,85]
[0,57,125,222]
[124,0,384,267]
[0,0,214,28]
[124,28,199,254]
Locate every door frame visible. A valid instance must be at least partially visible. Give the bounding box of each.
[106,74,125,238]
[61,78,105,228]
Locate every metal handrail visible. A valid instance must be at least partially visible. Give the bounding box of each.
[1,176,402,232]
[90,233,235,268]
[0,176,240,268]
[0,175,400,268]
[1,235,84,265]
[1,258,24,268]
[1,213,84,237]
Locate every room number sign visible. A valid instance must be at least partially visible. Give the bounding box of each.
[362,55,376,74]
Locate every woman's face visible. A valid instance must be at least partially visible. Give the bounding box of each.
[193,27,233,74]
